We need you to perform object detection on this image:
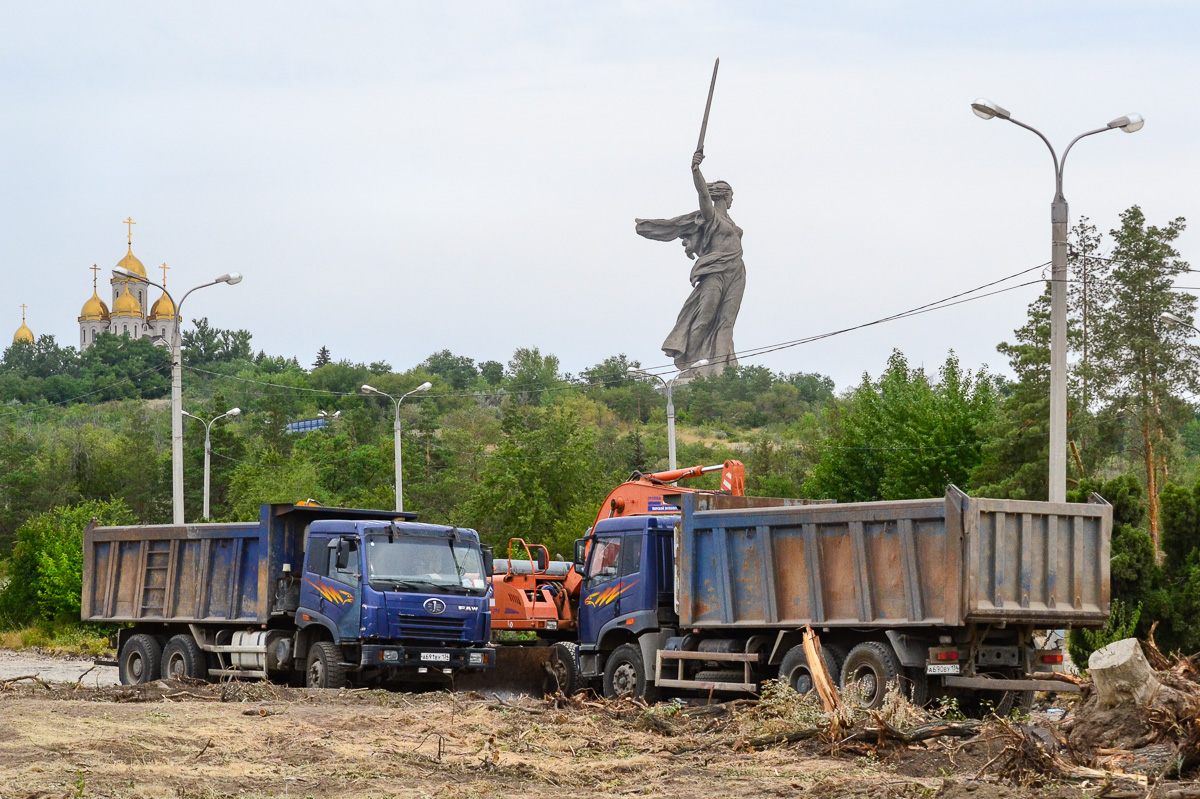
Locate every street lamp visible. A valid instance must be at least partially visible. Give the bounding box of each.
[362,381,432,512]
[1161,312,1200,335]
[181,407,241,520]
[115,266,243,524]
[971,99,1143,503]
[627,359,708,471]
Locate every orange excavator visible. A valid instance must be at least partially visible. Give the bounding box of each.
[479,461,746,695]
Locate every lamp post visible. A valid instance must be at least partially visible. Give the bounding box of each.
[971,100,1143,503]
[362,382,432,512]
[627,359,708,471]
[114,266,243,524]
[1161,312,1199,335]
[182,407,241,520]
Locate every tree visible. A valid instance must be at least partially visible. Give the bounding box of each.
[505,348,563,406]
[806,351,996,502]
[312,345,332,369]
[1091,207,1196,550]
[422,350,478,391]
[181,318,253,366]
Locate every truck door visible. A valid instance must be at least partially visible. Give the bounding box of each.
[580,535,622,643]
[300,536,362,642]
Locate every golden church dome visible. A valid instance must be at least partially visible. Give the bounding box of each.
[80,290,111,322]
[13,322,33,344]
[112,284,143,317]
[149,291,176,321]
[116,245,147,279]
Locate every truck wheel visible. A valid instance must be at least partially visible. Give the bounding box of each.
[779,644,840,695]
[603,643,659,703]
[840,641,902,709]
[306,641,348,690]
[119,634,162,686]
[548,642,580,695]
[162,634,207,681]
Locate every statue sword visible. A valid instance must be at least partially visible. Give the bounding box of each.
[696,57,720,154]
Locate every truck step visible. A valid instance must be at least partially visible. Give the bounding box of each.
[207,668,267,679]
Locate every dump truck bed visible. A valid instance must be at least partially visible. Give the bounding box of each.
[675,486,1111,630]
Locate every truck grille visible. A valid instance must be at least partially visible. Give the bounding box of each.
[397,613,467,641]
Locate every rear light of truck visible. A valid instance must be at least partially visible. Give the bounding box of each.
[928,646,960,662]
[1042,653,1064,664]
[937,651,959,661]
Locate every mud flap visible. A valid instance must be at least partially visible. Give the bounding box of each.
[452,646,561,698]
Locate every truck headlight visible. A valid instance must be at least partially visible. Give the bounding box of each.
[469,652,484,665]
[545,620,558,631]
[382,650,399,662]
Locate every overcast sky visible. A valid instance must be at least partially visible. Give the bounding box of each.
[3,2,1195,390]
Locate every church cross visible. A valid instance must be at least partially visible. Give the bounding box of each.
[90,263,100,289]
[123,217,136,243]
[160,262,170,286]
[20,303,27,322]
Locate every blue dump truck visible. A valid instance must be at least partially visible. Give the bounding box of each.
[82,504,495,688]
[574,487,1111,710]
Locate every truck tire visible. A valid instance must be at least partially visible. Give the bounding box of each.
[548,642,580,695]
[603,643,659,703]
[306,641,348,690]
[119,634,162,686]
[779,644,840,695]
[841,641,902,709]
[162,634,207,681]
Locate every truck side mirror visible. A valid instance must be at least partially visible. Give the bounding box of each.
[573,538,588,569]
[335,538,351,571]
[481,546,494,578]
[535,546,549,573]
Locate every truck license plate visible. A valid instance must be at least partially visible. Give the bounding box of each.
[926,663,960,675]
[420,652,450,663]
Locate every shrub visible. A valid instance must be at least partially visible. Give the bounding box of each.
[1068,598,1142,672]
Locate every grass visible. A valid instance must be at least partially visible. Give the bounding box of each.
[0,623,114,657]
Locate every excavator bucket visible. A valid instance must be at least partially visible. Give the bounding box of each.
[453,645,576,698]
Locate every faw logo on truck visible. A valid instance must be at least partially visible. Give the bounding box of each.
[305,579,354,606]
[584,580,639,609]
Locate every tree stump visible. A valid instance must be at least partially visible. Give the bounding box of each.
[1089,638,1163,709]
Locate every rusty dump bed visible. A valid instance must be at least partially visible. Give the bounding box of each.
[675,486,1111,630]
[81,504,407,625]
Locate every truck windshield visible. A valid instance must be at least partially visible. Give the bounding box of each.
[364,535,487,595]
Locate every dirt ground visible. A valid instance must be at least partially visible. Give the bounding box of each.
[0,652,1158,799]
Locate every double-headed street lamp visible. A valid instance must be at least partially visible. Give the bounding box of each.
[971,100,1143,503]
[362,381,432,512]
[182,407,241,520]
[627,359,708,471]
[114,266,243,524]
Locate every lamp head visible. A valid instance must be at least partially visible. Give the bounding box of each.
[317,410,327,417]
[181,410,200,421]
[362,384,381,395]
[228,408,241,417]
[1162,312,1185,325]
[1108,113,1145,133]
[691,359,710,368]
[416,381,432,392]
[113,266,140,280]
[970,98,1011,121]
[217,272,243,285]
[332,410,341,419]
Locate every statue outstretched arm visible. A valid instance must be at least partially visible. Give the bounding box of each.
[692,150,714,222]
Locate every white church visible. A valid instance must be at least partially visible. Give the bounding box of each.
[76,218,179,351]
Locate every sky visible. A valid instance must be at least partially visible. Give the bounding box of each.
[2,2,1196,391]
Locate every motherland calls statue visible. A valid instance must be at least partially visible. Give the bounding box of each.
[634,60,744,379]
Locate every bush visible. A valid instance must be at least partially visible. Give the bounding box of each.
[0,499,135,628]
[1068,598,1142,672]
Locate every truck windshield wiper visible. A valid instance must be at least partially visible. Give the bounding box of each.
[373,578,470,595]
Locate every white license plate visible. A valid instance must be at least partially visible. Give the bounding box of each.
[926,663,961,675]
[420,652,450,662]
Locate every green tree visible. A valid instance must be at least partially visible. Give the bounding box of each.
[807,351,996,502]
[312,345,332,369]
[1092,207,1196,550]
[505,348,563,406]
[422,350,479,391]
[0,499,136,627]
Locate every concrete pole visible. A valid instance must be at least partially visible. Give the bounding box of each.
[1049,198,1069,503]
[202,422,212,520]
[393,400,404,513]
[171,338,185,524]
[665,381,677,472]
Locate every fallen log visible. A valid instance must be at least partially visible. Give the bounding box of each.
[740,719,983,750]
